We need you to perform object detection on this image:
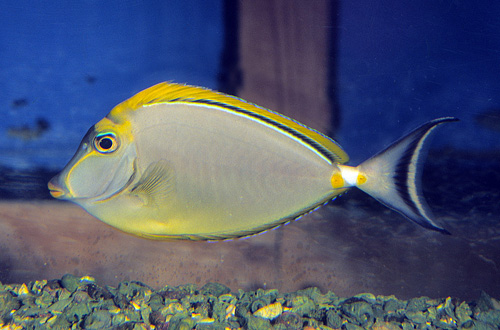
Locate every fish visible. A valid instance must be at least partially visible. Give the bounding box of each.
[8,117,50,140]
[48,82,457,240]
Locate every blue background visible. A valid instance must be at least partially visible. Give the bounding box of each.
[1,0,499,169]
[337,1,500,163]
[0,0,223,169]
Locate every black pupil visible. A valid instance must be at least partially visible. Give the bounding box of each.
[99,137,113,150]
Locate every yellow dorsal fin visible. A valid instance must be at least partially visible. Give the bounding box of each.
[108,82,349,164]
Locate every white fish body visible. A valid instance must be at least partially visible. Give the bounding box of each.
[48,82,456,240]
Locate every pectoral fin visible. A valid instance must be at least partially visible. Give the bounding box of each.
[130,160,175,207]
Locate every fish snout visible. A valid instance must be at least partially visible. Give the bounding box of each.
[48,176,69,199]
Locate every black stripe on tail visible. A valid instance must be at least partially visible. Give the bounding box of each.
[356,117,458,234]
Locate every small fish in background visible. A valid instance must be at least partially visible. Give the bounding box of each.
[48,82,457,240]
[11,98,29,108]
[7,118,50,141]
[85,75,97,85]
[475,108,500,133]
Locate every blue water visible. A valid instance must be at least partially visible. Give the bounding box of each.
[337,1,500,163]
[1,1,500,170]
[0,1,499,302]
[0,0,223,169]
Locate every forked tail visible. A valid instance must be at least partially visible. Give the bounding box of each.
[336,117,458,234]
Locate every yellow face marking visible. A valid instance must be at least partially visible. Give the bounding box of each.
[94,117,133,143]
[331,173,345,189]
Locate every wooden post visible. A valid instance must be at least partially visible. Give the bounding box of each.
[220,0,339,135]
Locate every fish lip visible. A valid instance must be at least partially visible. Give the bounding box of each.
[48,180,67,199]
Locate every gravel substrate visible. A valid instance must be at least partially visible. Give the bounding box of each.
[1,274,499,330]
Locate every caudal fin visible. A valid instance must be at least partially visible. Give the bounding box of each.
[354,117,458,234]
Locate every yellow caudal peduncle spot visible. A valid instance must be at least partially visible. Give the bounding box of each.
[357,174,367,185]
[331,173,345,189]
[337,165,365,188]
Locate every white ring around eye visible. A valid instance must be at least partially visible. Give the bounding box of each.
[94,133,118,153]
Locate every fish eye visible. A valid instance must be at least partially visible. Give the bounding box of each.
[94,133,119,153]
